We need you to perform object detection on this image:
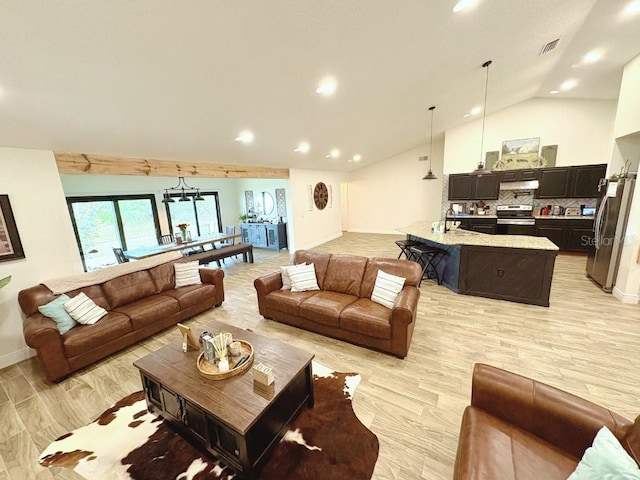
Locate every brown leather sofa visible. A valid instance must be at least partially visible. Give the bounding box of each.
[19,257,224,382]
[454,363,640,479]
[254,250,422,358]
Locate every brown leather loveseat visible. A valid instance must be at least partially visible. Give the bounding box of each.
[19,253,224,382]
[254,250,422,358]
[454,363,640,479]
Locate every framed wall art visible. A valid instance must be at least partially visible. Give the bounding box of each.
[0,195,25,262]
[496,137,542,170]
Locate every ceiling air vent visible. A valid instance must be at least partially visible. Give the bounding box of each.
[418,156,429,161]
[540,38,560,55]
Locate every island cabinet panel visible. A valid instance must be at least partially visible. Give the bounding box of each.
[458,246,556,307]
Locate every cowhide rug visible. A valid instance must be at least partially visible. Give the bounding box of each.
[39,362,378,480]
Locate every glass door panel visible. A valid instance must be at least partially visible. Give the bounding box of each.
[71,201,120,271]
[119,199,158,249]
[168,201,197,239]
[196,196,222,235]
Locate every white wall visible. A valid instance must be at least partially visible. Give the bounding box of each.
[346,139,444,233]
[443,98,617,174]
[0,148,82,368]
[288,169,346,251]
[235,178,290,223]
[612,54,640,303]
[61,175,242,234]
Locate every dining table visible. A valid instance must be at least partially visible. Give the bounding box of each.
[124,232,241,260]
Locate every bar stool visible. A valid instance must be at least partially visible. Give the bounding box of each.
[395,239,419,261]
[408,244,446,287]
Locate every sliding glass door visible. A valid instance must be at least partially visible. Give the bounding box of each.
[68,195,160,271]
[165,192,222,237]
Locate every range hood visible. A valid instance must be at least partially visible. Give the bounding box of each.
[499,180,539,191]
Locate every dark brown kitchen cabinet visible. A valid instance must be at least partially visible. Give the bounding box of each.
[569,164,606,198]
[448,174,499,200]
[535,167,571,198]
[535,218,594,252]
[448,174,474,200]
[499,169,537,182]
[474,175,500,199]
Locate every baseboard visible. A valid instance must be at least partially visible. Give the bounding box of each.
[612,286,639,304]
[0,347,35,370]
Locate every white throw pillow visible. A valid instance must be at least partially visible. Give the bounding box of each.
[281,262,306,290]
[371,270,406,309]
[568,426,640,480]
[289,263,320,292]
[174,261,202,288]
[63,292,108,325]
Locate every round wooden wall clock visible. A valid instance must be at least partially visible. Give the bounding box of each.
[313,182,329,210]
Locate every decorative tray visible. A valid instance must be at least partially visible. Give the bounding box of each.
[196,339,254,380]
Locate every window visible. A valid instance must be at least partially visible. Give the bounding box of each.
[165,192,222,238]
[67,195,161,271]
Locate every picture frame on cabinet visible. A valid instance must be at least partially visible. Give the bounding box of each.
[0,195,25,262]
[498,137,542,170]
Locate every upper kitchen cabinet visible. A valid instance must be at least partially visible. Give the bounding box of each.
[569,164,606,198]
[448,174,474,200]
[499,169,537,182]
[448,174,499,200]
[535,167,571,199]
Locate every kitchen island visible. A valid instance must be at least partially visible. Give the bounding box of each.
[400,222,559,306]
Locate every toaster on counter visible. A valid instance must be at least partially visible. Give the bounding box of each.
[565,207,581,216]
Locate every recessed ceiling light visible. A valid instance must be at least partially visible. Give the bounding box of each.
[549,90,560,95]
[470,106,482,115]
[325,149,340,159]
[235,131,254,144]
[623,1,640,16]
[315,78,337,96]
[352,154,362,162]
[294,142,310,153]
[453,0,477,13]
[582,49,604,64]
[560,79,577,91]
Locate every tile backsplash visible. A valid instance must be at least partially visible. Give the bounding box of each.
[440,174,597,218]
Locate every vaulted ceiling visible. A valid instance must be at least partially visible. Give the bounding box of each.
[1,0,639,172]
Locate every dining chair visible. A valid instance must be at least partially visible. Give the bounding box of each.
[112,247,129,264]
[216,226,237,263]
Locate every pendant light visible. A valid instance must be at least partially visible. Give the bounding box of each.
[471,60,493,177]
[161,177,206,203]
[422,105,438,180]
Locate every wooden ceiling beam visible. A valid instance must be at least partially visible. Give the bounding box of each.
[54,153,290,179]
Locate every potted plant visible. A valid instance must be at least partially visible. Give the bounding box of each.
[238,213,248,223]
[0,275,11,289]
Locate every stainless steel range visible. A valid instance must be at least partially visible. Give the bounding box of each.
[496,205,535,235]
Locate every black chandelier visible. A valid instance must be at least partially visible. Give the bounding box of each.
[161,177,205,203]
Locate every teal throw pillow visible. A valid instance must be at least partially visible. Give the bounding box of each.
[568,426,640,480]
[38,294,78,335]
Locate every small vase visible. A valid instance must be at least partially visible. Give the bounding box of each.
[218,358,229,373]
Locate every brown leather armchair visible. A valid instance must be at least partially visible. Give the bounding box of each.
[454,364,640,479]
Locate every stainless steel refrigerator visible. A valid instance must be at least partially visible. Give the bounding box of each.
[586,173,636,292]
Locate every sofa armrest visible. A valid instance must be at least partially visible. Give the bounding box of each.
[470,363,632,458]
[199,267,225,306]
[391,286,419,325]
[254,271,282,297]
[23,314,70,382]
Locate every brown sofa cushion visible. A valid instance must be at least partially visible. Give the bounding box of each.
[160,284,216,310]
[262,290,319,316]
[148,260,182,293]
[114,295,180,330]
[299,291,357,328]
[322,254,368,296]
[63,312,133,358]
[340,299,392,339]
[67,284,111,310]
[360,257,422,298]
[102,271,157,309]
[455,406,578,480]
[293,250,332,289]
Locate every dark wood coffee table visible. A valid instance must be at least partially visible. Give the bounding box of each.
[133,320,314,478]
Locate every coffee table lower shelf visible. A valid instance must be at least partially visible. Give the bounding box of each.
[141,368,311,478]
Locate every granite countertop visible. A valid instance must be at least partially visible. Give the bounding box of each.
[399,221,559,251]
[447,214,498,219]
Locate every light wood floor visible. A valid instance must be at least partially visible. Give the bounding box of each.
[1,232,639,480]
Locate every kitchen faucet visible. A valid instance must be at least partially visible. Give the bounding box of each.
[444,208,456,233]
